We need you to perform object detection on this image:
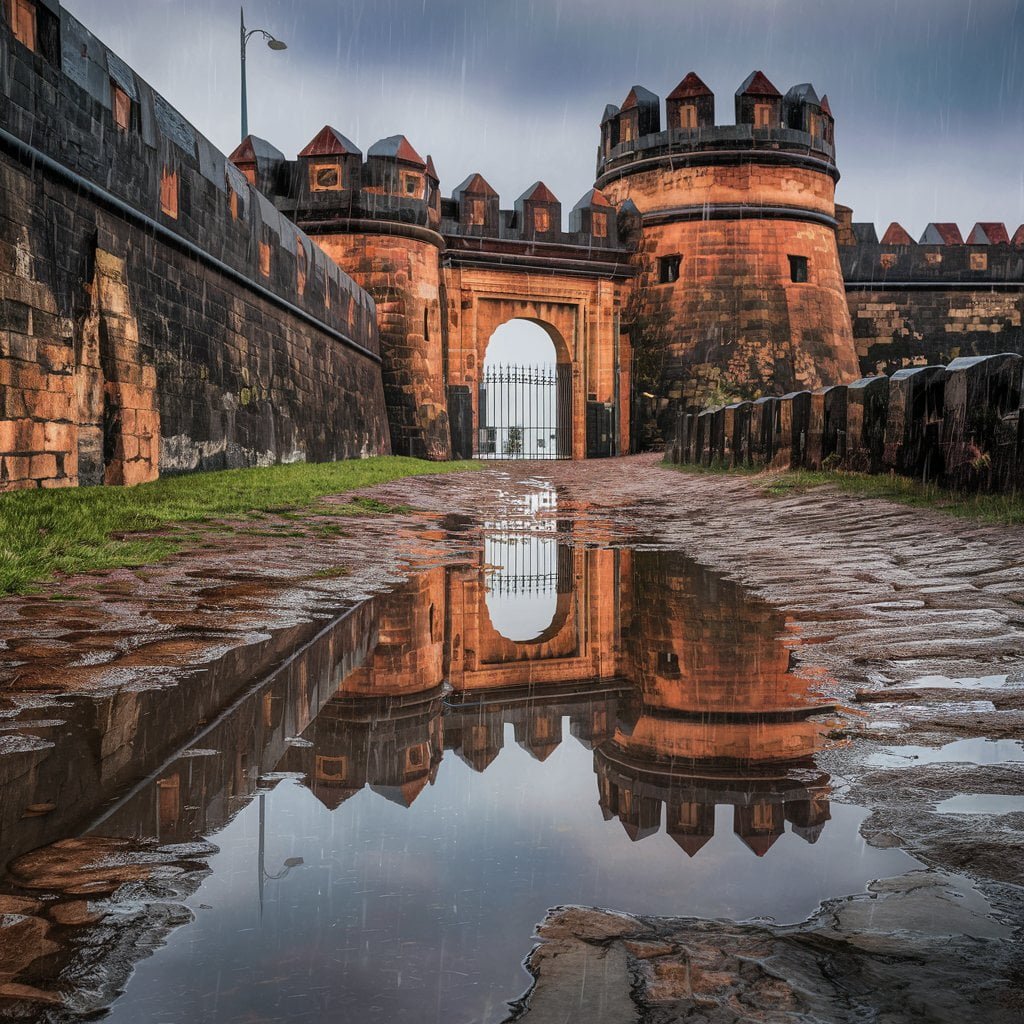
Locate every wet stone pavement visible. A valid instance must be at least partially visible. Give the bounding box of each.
[0,454,1022,1022]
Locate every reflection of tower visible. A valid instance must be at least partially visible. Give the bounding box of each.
[445,690,625,772]
[278,689,444,810]
[339,568,447,698]
[596,550,837,856]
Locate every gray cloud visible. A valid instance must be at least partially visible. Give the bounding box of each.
[64,0,1024,235]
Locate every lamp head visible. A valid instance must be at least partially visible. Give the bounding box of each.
[267,38,287,50]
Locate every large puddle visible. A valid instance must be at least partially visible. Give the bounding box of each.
[0,525,921,1022]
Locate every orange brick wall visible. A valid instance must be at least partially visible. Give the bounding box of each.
[313,232,450,460]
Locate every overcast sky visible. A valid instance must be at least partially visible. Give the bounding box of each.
[64,0,1023,239]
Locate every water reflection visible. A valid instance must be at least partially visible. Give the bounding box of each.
[0,539,917,1023]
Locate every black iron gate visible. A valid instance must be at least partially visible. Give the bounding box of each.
[477,363,571,459]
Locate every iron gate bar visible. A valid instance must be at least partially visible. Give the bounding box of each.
[477,362,570,460]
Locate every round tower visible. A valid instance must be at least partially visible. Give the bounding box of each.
[598,71,860,435]
[285,127,450,460]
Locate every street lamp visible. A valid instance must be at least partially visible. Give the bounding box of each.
[240,6,287,140]
[257,792,304,918]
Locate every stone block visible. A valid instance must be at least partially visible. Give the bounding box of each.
[749,396,777,466]
[710,407,726,465]
[695,410,711,466]
[725,401,752,467]
[844,376,889,474]
[941,353,1022,491]
[883,365,947,480]
[773,391,811,469]
[806,385,848,470]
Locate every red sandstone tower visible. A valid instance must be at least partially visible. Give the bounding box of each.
[597,71,860,432]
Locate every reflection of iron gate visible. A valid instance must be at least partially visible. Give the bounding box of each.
[477,363,571,459]
[485,536,573,595]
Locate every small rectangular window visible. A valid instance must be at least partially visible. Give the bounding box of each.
[788,254,808,283]
[677,104,697,129]
[533,207,550,233]
[405,743,426,771]
[592,212,608,239]
[657,650,680,676]
[620,117,635,143]
[658,254,681,284]
[468,198,485,226]
[310,161,342,192]
[159,168,178,218]
[240,164,257,187]
[8,0,37,51]
[402,172,421,197]
[879,253,897,270]
[970,251,988,271]
[111,81,131,131]
[754,103,773,128]
[228,188,241,220]
[295,241,307,295]
[316,755,348,782]
[258,241,272,277]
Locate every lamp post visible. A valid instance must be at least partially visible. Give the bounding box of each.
[257,792,304,918]
[240,6,287,140]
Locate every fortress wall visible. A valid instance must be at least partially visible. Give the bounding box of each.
[671,352,1024,495]
[0,4,389,490]
[312,232,449,460]
[848,288,1024,376]
[841,244,1024,376]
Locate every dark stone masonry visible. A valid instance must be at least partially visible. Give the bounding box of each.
[0,1,389,488]
[2,2,1024,488]
[671,351,1024,493]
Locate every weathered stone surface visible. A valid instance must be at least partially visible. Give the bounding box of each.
[0,5,389,490]
[513,869,1020,1023]
[940,353,1022,491]
[882,365,947,479]
[843,374,888,472]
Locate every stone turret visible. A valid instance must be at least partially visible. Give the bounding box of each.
[666,72,714,129]
[598,71,860,432]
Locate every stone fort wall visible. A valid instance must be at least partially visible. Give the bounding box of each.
[3,0,1024,483]
[0,1,389,490]
[837,213,1024,377]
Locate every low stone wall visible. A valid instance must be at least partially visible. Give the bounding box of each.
[670,352,1024,493]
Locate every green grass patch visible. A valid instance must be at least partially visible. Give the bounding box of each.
[0,456,480,595]
[763,469,1024,524]
[664,458,1024,526]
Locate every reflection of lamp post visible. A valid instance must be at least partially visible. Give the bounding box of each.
[240,6,287,140]
[257,793,303,917]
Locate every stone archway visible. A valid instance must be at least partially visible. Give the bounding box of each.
[478,318,571,459]
[440,270,629,460]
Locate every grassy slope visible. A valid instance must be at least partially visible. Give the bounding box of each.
[664,461,1024,526]
[0,457,480,595]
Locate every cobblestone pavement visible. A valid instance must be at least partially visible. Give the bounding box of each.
[2,454,1023,1021]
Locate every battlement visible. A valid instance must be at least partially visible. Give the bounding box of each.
[253,128,627,257]
[836,209,1024,285]
[596,70,836,184]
